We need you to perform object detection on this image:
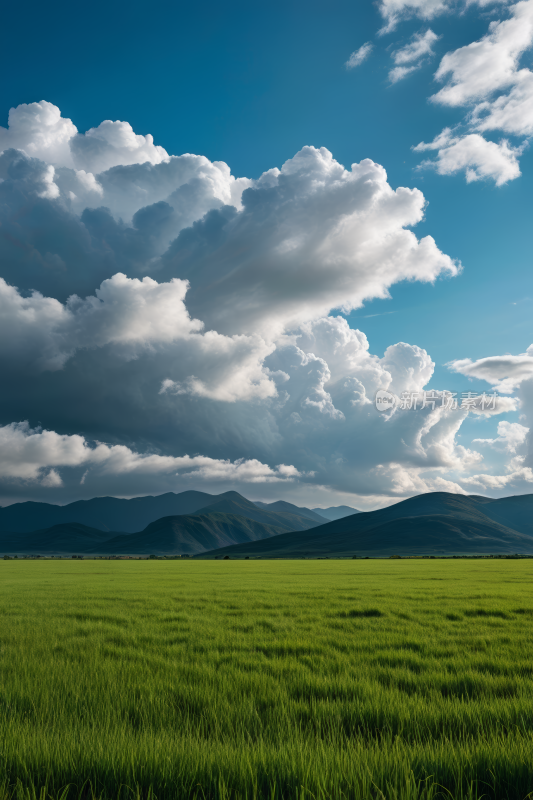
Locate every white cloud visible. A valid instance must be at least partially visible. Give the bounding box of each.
[378,0,510,33]
[345,43,373,68]
[445,346,533,496]
[69,120,169,174]
[159,331,277,402]
[0,100,519,506]
[394,29,440,63]
[431,1,533,106]
[449,346,533,392]
[393,2,533,184]
[0,421,301,486]
[414,130,523,184]
[381,341,435,393]
[473,420,529,451]
[465,466,533,490]
[0,101,77,167]
[157,146,459,339]
[0,101,170,173]
[0,273,203,370]
[472,70,533,135]
[0,272,282,402]
[379,0,451,33]
[390,66,419,82]
[389,29,440,81]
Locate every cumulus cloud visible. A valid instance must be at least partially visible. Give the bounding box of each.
[0,101,77,167]
[0,272,283,402]
[473,420,529,452]
[414,129,523,184]
[0,100,517,506]
[0,421,301,486]
[0,273,203,370]
[156,147,459,338]
[389,29,440,82]
[0,101,170,173]
[345,43,373,68]
[0,147,251,300]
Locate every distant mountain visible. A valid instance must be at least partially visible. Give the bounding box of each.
[195,492,533,558]
[312,506,360,521]
[90,513,287,555]
[6,490,533,558]
[0,511,290,556]
[0,491,218,533]
[0,490,320,535]
[0,490,321,554]
[253,500,325,524]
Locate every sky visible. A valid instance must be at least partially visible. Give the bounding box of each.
[1,0,533,509]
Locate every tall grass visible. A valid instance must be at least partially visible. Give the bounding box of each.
[1,559,533,799]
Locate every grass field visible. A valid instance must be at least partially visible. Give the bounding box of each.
[1,560,533,800]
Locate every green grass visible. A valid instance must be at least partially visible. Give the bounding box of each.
[1,560,533,800]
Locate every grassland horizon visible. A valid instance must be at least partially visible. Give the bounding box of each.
[1,559,533,800]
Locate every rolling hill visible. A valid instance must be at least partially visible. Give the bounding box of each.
[194,492,533,558]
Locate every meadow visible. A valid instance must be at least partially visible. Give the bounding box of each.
[1,559,533,800]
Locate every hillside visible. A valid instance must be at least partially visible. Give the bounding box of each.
[204,494,322,530]
[195,492,533,558]
[89,513,287,555]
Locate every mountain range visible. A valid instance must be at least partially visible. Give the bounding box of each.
[195,492,533,558]
[2,490,533,557]
[0,491,322,555]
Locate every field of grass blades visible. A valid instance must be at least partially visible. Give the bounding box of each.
[1,559,533,800]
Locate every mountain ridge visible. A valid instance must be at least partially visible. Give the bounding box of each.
[194,492,533,558]
[0,490,320,535]
[4,491,533,558]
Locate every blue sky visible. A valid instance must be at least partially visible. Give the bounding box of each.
[0,0,532,507]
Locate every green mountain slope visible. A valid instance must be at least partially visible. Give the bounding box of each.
[88,513,287,555]
[196,493,321,531]
[0,490,320,536]
[0,502,301,555]
[195,492,533,558]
